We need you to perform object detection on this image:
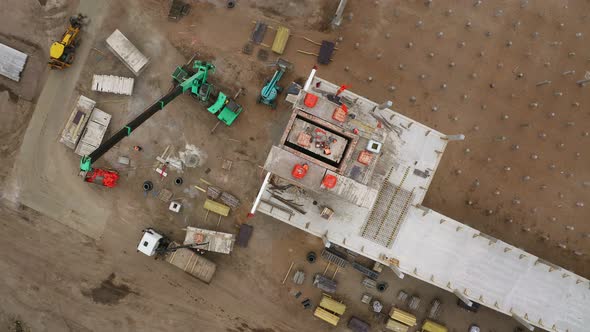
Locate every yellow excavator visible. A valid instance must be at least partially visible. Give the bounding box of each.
[48,14,87,69]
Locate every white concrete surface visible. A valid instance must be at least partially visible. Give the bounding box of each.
[254,74,590,332]
[0,42,27,82]
[392,208,590,332]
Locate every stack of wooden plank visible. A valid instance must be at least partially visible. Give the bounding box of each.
[313,274,337,293]
[205,185,239,210]
[206,186,221,199]
[220,191,239,209]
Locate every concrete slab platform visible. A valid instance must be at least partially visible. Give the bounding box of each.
[255,73,590,332]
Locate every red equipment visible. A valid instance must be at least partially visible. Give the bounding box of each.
[304,93,318,108]
[84,168,120,188]
[322,174,337,189]
[335,84,350,96]
[292,163,309,179]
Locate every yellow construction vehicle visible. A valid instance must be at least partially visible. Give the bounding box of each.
[48,14,87,69]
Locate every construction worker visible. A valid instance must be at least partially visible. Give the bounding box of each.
[133,145,143,152]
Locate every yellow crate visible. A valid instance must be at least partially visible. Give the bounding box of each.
[203,199,230,216]
[319,296,346,315]
[386,319,409,332]
[271,26,290,54]
[389,308,417,327]
[421,320,448,332]
[314,307,340,326]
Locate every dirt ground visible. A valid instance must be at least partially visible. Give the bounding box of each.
[0,0,588,331]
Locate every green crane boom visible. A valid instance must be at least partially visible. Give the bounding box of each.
[80,61,215,174]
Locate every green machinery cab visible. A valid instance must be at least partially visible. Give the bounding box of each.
[207,92,243,126]
[173,61,242,126]
[172,60,215,102]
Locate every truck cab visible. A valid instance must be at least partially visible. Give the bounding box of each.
[137,228,165,256]
[136,228,216,284]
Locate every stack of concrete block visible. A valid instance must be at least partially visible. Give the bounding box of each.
[91,75,134,95]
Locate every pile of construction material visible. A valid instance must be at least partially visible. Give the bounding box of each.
[183,226,235,254]
[0,43,28,82]
[206,186,240,210]
[91,75,134,95]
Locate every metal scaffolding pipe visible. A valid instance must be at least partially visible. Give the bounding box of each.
[303,66,318,92]
[248,172,272,217]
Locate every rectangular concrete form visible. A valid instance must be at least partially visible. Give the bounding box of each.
[91,74,134,95]
[164,242,216,284]
[0,42,28,82]
[60,95,96,149]
[106,29,149,76]
[285,116,350,166]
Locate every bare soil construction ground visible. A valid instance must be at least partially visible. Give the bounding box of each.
[0,0,588,331]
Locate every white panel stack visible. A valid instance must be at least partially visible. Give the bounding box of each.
[106,29,149,76]
[0,43,28,82]
[91,75,134,95]
[75,108,112,156]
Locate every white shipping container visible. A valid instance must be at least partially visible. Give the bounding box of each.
[106,29,149,76]
[74,108,112,156]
